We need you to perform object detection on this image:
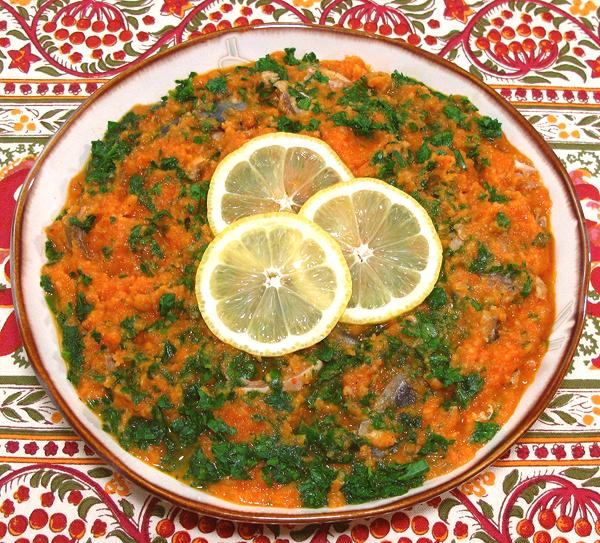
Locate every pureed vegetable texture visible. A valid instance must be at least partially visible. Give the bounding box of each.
[41,50,554,508]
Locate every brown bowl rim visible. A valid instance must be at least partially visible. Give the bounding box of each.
[11,23,590,523]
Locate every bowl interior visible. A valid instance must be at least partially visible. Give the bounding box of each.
[14,25,586,521]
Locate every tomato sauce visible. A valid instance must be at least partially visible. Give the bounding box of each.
[42,50,554,508]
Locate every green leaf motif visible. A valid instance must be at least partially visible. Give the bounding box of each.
[549,393,573,408]
[438,497,461,521]
[119,498,135,519]
[555,410,577,425]
[78,496,102,520]
[478,499,494,519]
[23,408,45,422]
[50,473,70,493]
[87,467,113,479]
[503,469,519,495]
[18,390,47,406]
[473,531,497,543]
[582,477,600,488]
[2,391,21,406]
[41,470,55,487]
[520,481,545,503]
[1,407,23,422]
[509,505,524,518]
[290,525,320,542]
[36,66,63,77]
[107,529,138,543]
[561,467,598,480]
[58,480,84,500]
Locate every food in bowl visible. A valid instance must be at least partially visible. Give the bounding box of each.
[40,49,554,508]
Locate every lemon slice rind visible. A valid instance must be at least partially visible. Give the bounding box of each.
[207,132,353,234]
[300,178,443,324]
[196,212,352,356]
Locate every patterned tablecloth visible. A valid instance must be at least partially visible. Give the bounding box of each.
[1,0,599,541]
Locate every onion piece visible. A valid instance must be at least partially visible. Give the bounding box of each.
[238,360,324,394]
[374,374,416,410]
[305,67,351,89]
[515,159,536,172]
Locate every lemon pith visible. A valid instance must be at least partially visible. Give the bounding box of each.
[300,178,443,324]
[207,132,353,234]
[196,212,352,356]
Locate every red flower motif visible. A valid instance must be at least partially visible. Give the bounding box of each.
[40,492,55,507]
[13,486,29,503]
[453,520,468,538]
[572,443,585,458]
[586,56,600,78]
[551,444,566,459]
[443,0,473,23]
[63,441,79,456]
[8,44,41,73]
[24,442,39,455]
[68,490,83,505]
[5,441,18,453]
[0,499,14,517]
[161,0,193,18]
[44,441,58,456]
[92,519,107,537]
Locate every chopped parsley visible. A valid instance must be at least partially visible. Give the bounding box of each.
[86,112,140,192]
[415,143,432,163]
[482,181,509,203]
[171,72,197,103]
[477,116,502,140]
[418,432,454,456]
[468,242,494,274]
[69,215,96,232]
[264,370,292,412]
[206,75,228,94]
[470,421,500,443]
[45,240,63,264]
[342,460,429,504]
[61,323,84,385]
[448,372,485,409]
[75,292,94,322]
[251,54,288,80]
[496,211,511,229]
[426,287,448,309]
[533,232,550,247]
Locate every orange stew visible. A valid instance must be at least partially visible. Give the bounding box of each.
[41,50,554,508]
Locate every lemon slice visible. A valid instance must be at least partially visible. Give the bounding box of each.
[300,178,443,324]
[195,213,352,356]
[207,132,352,233]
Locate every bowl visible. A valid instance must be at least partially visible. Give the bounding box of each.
[11,24,589,522]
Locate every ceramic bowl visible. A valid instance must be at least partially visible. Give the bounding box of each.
[11,24,589,522]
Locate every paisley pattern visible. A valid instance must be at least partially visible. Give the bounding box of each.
[1,1,600,541]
